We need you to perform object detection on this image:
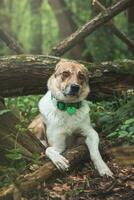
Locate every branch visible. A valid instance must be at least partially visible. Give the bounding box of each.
[0,55,134,100]
[49,0,134,56]
[93,0,134,53]
[0,28,24,54]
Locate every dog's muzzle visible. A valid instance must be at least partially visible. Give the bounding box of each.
[69,84,80,96]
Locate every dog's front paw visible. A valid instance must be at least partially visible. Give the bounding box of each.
[98,165,113,177]
[52,154,70,171]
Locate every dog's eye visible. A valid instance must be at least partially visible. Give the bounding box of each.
[78,73,85,81]
[62,71,70,78]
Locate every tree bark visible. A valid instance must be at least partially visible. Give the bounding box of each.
[0,145,89,199]
[0,101,44,161]
[49,0,134,57]
[111,146,134,166]
[0,55,133,100]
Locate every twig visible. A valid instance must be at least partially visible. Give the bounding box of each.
[101,179,117,194]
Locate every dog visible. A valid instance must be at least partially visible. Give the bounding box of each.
[29,60,113,177]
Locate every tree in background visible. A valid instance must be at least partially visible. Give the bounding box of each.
[30,0,43,54]
[128,5,134,39]
[0,0,133,60]
[49,0,93,61]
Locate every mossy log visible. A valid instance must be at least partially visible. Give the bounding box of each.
[0,55,134,100]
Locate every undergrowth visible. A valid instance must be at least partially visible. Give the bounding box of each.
[5,94,134,144]
[0,94,133,188]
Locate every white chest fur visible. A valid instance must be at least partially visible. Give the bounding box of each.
[39,91,90,135]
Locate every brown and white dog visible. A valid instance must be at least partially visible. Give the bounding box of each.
[29,60,113,177]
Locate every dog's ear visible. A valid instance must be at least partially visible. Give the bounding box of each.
[55,59,67,71]
[54,60,65,77]
[55,62,60,72]
[54,61,61,77]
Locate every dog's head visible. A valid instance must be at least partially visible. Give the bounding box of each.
[47,60,90,102]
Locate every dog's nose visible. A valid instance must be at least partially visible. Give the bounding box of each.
[70,84,80,93]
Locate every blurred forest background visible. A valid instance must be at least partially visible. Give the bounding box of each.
[0,0,134,199]
[0,0,134,60]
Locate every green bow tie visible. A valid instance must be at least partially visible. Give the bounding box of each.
[51,95,81,115]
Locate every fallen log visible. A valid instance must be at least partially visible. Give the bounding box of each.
[111,146,134,165]
[0,145,89,199]
[0,101,44,161]
[0,55,134,100]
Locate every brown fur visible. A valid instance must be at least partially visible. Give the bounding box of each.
[47,60,90,103]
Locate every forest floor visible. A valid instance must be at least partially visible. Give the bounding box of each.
[25,143,134,200]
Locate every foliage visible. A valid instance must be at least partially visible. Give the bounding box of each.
[89,95,134,145]
[5,95,42,124]
[108,118,134,143]
[5,94,134,146]
[0,109,10,115]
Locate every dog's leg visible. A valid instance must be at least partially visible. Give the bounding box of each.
[45,130,69,171]
[84,127,113,177]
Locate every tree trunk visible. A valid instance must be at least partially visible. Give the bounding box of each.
[0,101,44,161]
[0,55,133,100]
[29,0,43,54]
[128,6,134,40]
[128,7,134,25]
[49,0,93,61]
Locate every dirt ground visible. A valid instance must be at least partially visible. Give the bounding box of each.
[25,155,134,200]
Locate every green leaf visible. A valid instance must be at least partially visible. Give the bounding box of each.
[125,118,134,125]
[128,126,134,132]
[121,124,129,130]
[6,149,22,160]
[0,109,10,115]
[118,131,128,138]
[107,131,118,138]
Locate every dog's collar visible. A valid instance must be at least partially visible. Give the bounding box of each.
[51,95,82,115]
